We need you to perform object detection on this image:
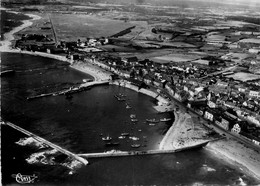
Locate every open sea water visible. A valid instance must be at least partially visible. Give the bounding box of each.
[1,52,260,185]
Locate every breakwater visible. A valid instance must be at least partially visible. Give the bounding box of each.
[1,121,88,165]
[27,80,109,100]
[78,141,209,159]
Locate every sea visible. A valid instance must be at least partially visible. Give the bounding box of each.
[1,11,260,186]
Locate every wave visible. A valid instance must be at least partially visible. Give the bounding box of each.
[15,137,47,149]
[25,148,83,175]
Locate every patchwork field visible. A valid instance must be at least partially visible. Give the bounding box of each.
[50,14,134,41]
[151,53,201,63]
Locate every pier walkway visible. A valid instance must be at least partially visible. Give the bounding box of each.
[1,121,88,165]
[78,141,210,159]
[27,80,109,100]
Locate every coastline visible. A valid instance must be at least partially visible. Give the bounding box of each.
[159,111,211,150]
[0,10,41,52]
[1,10,260,182]
[206,139,260,180]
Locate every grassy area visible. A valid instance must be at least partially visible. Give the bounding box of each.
[50,13,134,41]
[227,72,260,82]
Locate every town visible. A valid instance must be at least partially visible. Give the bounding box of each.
[9,0,260,147]
[1,0,260,185]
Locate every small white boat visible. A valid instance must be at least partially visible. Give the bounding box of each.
[130,114,136,119]
[160,118,171,122]
[118,136,126,139]
[126,105,132,109]
[131,119,138,122]
[149,123,156,126]
[131,144,141,148]
[146,119,159,123]
[121,133,130,136]
[102,136,112,141]
[129,136,139,141]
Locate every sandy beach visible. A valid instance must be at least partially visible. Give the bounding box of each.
[206,139,260,180]
[159,111,212,150]
[71,61,112,81]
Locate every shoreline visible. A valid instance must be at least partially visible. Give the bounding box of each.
[206,139,260,180]
[0,10,41,52]
[1,10,260,182]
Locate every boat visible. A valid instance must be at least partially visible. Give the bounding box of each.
[83,78,93,83]
[146,119,159,123]
[160,118,171,122]
[129,136,139,141]
[118,93,126,97]
[126,105,132,109]
[114,94,126,101]
[102,136,112,141]
[105,142,120,146]
[149,123,156,126]
[131,119,138,122]
[121,133,130,136]
[131,144,141,148]
[130,114,136,119]
[118,136,126,139]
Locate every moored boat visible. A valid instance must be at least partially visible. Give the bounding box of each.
[129,136,139,141]
[126,105,132,109]
[121,133,130,136]
[131,119,138,122]
[146,119,159,123]
[131,144,141,148]
[130,114,136,119]
[160,118,171,122]
[105,142,120,146]
[102,136,112,141]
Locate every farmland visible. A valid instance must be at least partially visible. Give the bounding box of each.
[50,14,134,41]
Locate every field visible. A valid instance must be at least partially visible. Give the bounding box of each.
[151,53,201,63]
[227,72,260,82]
[50,14,134,41]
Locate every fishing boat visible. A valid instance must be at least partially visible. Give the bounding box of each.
[121,133,130,136]
[160,118,171,122]
[118,93,126,97]
[146,119,159,123]
[105,142,120,146]
[102,136,112,141]
[129,136,139,141]
[118,136,126,139]
[131,119,138,122]
[114,94,126,101]
[130,114,136,118]
[126,105,132,109]
[131,144,141,148]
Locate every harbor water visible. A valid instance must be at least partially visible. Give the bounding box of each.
[1,52,259,185]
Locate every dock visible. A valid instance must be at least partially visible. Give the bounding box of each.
[78,141,209,159]
[1,121,88,165]
[27,80,109,100]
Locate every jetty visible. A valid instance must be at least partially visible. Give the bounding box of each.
[27,80,109,100]
[78,141,209,159]
[1,121,88,165]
